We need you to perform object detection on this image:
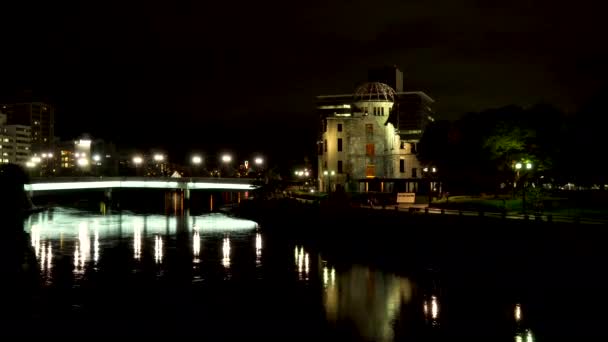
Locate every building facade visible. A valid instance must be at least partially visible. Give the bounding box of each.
[1,102,55,153]
[317,77,434,193]
[0,113,32,165]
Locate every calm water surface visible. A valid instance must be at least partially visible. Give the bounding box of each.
[19,207,605,340]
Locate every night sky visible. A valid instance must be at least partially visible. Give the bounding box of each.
[1,0,607,164]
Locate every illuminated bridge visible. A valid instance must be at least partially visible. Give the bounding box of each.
[24,177,258,192]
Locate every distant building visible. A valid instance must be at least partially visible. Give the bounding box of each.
[0,112,32,165]
[317,68,435,193]
[0,102,55,153]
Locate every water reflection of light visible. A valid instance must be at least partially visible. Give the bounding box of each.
[191,213,258,231]
[431,295,439,320]
[222,237,231,268]
[94,226,100,264]
[526,330,534,342]
[322,266,336,288]
[46,243,52,271]
[154,235,163,264]
[193,230,201,263]
[74,222,90,271]
[255,233,262,265]
[515,303,521,322]
[323,265,412,341]
[515,329,534,342]
[295,246,309,280]
[133,219,143,260]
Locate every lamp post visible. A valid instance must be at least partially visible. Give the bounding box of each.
[191,155,202,176]
[221,154,232,177]
[515,161,533,215]
[132,156,143,176]
[322,170,335,193]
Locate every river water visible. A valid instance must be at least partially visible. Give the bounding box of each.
[14,207,608,339]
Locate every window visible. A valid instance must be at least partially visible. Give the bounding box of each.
[381,107,384,115]
[365,124,373,140]
[338,160,343,174]
[412,168,417,178]
[400,159,405,173]
[337,138,342,152]
[337,123,342,132]
[324,139,327,152]
[366,165,375,178]
[366,144,374,157]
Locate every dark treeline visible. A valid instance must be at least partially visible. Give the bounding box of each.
[418,100,606,194]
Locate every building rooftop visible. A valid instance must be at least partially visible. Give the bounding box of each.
[354,82,396,102]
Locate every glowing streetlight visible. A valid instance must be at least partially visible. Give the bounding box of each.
[221,154,232,163]
[153,154,165,162]
[254,157,263,165]
[515,162,522,170]
[191,155,202,165]
[31,156,41,163]
[132,156,143,165]
[25,161,36,168]
[77,158,89,166]
[92,154,101,162]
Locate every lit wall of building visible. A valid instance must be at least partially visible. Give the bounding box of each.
[1,102,54,153]
[0,113,32,165]
[317,80,434,192]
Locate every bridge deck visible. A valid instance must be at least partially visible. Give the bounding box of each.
[25,177,258,191]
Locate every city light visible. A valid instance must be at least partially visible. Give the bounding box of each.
[192,155,202,164]
[77,158,89,166]
[515,162,522,170]
[254,157,263,165]
[25,161,35,168]
[92,154,101,162]
[153,154,165,162]
[221,154,232,163]
[132,156,143,165]
[32,156,41,163]
[526,162,532,170]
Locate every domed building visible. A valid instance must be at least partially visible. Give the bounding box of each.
[317,67,435,194]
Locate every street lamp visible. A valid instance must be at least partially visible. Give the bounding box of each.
[132,156,143,165]
[93,154,101,162]
[153,154,165,162]
[192,155,202,165]
[255,157,263,165]
[221,154,232,177]
[514,161,532,215]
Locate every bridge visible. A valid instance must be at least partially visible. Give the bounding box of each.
[24,177,259,192]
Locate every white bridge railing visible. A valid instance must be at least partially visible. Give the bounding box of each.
[24,177,258,192]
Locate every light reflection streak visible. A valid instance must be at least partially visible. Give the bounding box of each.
[255,233,262,266]
[193,230,201,263]
[94,225,100,264]
[431,295,439,320]
[73,222,90,273]
[222,237,231,269]
[294,246,310,280]
[322,265,412,341]
[515,329,534,342]
[133,219,143,260]
[154,235,163,264]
